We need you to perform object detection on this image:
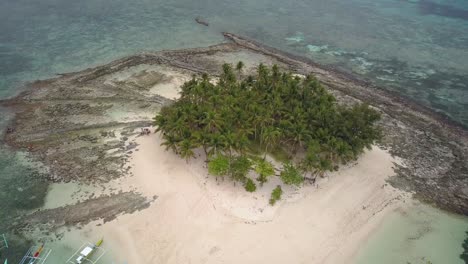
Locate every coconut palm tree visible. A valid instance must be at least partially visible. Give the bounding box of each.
[208,133,227,156]
[261,126,281,159]
[161,134,180,154]
[179,139,196,162]
[236,61,244,77]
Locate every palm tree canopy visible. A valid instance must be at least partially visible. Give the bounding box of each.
[154,62,381,178]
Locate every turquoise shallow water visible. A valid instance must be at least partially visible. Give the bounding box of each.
[356,204,468,264]
[0,0,467,262]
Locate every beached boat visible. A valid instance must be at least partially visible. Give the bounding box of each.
[0,234,7,264]
[19,244,51,264]
[75,238,103,264]
[28,244,44,264]
[67,238,106,264]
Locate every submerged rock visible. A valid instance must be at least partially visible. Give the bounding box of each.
[17,192,156,230]
[195,16,209,26]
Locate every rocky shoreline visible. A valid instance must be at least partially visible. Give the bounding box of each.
[17,192,156,232]
[1,32,467,231]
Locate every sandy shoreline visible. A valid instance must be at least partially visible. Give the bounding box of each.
[87,133,407,264]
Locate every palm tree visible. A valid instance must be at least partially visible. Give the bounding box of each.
[300,140,321,177]
[261,126,281,159]
[256,115,275,144]
[221,63,236,85]
[224,131,237,158]
[179,139,196,162]
[236,61,244,77]
[193,131,210,160]
[161,134,180,154]
[289,122,311,153]
[234,129,252,154]
[208,133,226,156]
[202,110,222,133]
[154,63,382,190]
[154,107,173,132]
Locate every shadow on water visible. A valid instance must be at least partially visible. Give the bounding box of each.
[417,0,468,21]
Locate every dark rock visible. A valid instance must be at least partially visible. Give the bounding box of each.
[16,192,155,230]
[195,17,209,26]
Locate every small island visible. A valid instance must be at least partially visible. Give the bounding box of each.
[1,32,466,263]
[155,62,381,202]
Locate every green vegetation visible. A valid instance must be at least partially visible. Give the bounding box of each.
[208,154,229,179]
[254,159,275,186]
[155,62,381,195]
[269,186,283,205]
[244,178,257,192]
[280,163,304,186]
[230,155,252,183]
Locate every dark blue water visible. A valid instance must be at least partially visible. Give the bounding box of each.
[0,0,467,262]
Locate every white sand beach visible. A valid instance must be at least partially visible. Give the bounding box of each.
[89,133,407,264]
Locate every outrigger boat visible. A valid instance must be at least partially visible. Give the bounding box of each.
[0,234,7,251]
[32,244,44,259]
[66,238,106,264]
[19,243,51,264]
[0,234,8,264]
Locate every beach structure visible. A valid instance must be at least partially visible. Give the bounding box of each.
[19,244,52,264]
[66,238,106,264]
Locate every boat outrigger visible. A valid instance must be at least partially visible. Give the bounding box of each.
[0,234,8,264]
[66,238,106,264]
[19,244,51,264]
[0,234,7,251]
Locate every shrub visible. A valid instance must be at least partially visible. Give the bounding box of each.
[280,163,303,186]
[269,185,283,205]
[231,155,252,183]
[208,154,230,178]
[255,159,275,186]
[244,178,257,192]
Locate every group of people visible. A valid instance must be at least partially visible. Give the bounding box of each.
[140,128,151,135]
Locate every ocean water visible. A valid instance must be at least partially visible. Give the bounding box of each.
[0,0,467,262]
[356,203,468,264]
